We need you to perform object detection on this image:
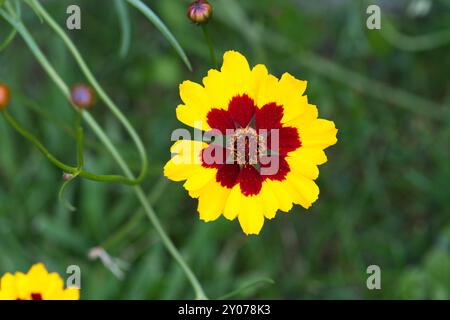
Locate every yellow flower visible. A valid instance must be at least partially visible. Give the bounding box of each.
[164,50,338,235]
[0,263,80,300]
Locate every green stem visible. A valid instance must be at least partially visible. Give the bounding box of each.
[28,0,148,184]
[0,5,208,300]
[75,110,84,168]
[201,24,218,69]
[1,109,144,185]
[2,110,75,173]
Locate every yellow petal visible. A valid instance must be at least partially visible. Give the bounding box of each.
[286,155,320,180]
[289,147,328,165]
[164,158,202,182]
[177,80,212,131]
[164,140,207,182]
[176,104,211,131]
[247,64,269,102]
[41,273,64,299]
[265,180,294,213]
[61,288,80,300]
[238,194,265,235]
[299,119,338,149]
[28,263,50,294]
[197,180,230,222]
[223,185,242,220]
[286,173,320,209]
[279,72,307,96]
[183,167,217,191]
[286,103,318,128]
[179,80,211,110]
[277,73,308,123]
[0,273,17,300]
[202,69,234,110]
[220,50,251,96]
[256,74,279,108]
[260,181,279,219]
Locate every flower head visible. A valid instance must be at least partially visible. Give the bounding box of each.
[164,51,338,235]
[71,84,95,109]
[0,82,10,110]
[0,263,79,300]
[187,0,213,24]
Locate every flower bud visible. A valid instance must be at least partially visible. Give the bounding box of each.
[71,84,95,110]
[187,0,213,25]
[0,82,10,110]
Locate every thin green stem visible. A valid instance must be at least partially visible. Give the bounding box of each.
[201,24,218,69]
[29,0,148,184]
[75,110,84,168]
[0,5,208,299]
[58,171,80,212]
[1,109,145,185]
[2,110,75,173]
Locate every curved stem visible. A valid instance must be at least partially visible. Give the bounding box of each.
[2,109,145,185]
[29,0,148,185]
[2,110,75,173]
[0,6,208,299]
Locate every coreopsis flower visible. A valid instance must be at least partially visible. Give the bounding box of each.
[0,263,79,300]
[164,51,338,235]
[71,84,95,109]
[0,82,10,110]
[187,0,213,24]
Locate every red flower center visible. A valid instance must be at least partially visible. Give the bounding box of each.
[201,94,301,196]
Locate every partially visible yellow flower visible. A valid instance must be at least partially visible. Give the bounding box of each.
[0,263,79,300]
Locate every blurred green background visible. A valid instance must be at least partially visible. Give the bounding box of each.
[0,0,449,299]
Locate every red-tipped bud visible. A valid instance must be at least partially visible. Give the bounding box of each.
[0,82,10,110]
[71,84,95,110]
[187,0,213,25]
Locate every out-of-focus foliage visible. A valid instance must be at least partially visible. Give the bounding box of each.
[0,0,449,299]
